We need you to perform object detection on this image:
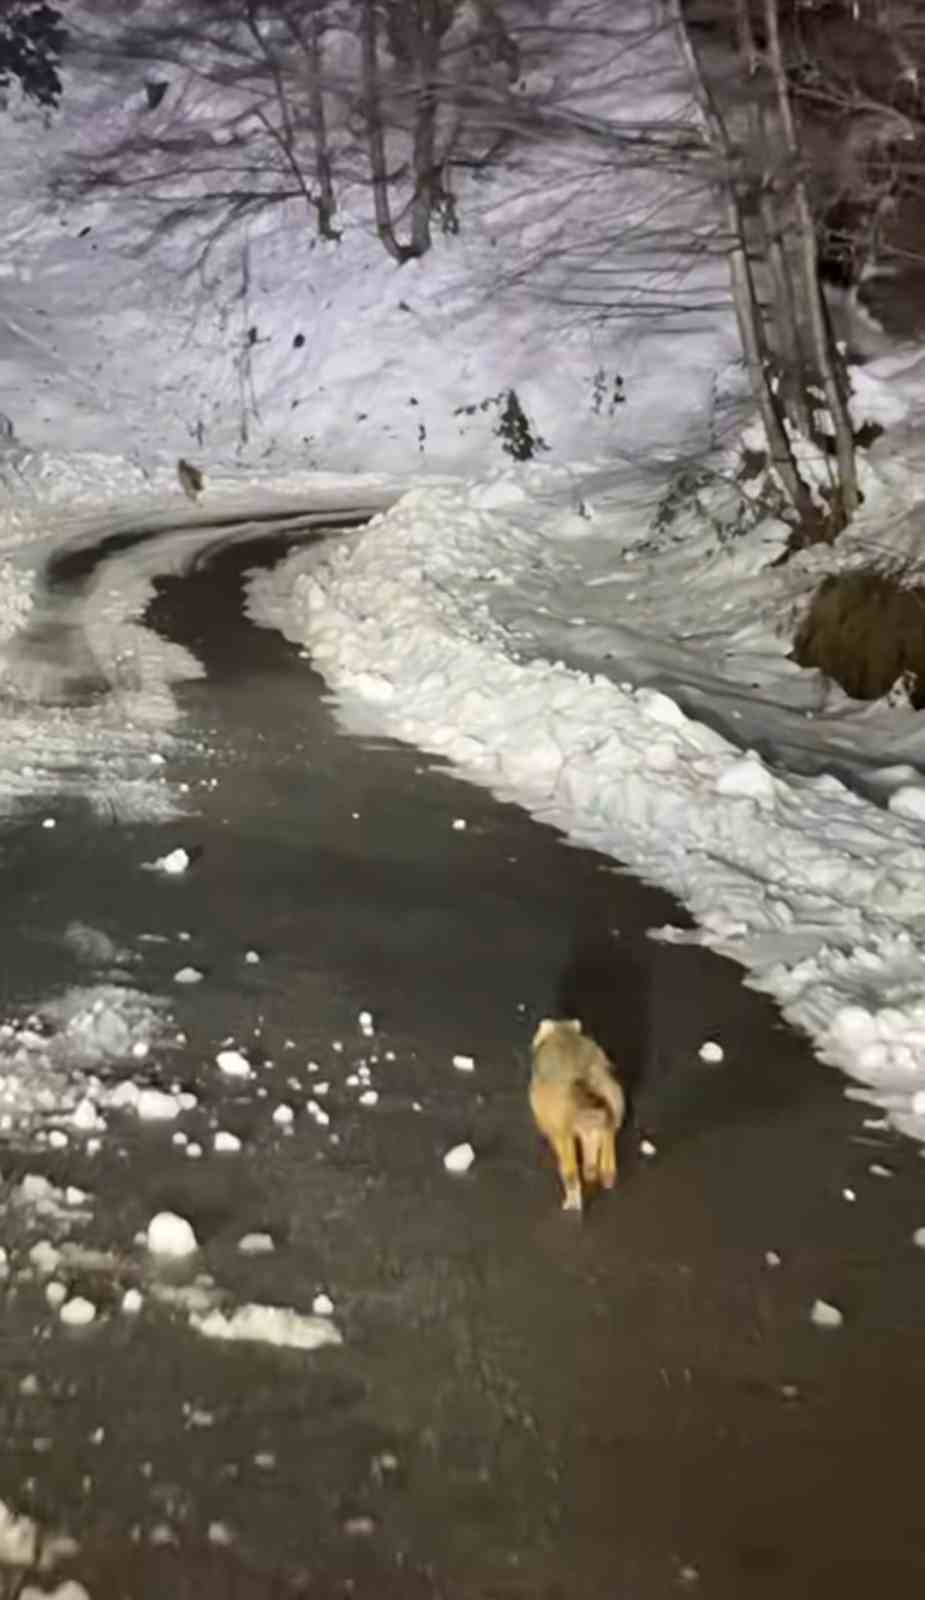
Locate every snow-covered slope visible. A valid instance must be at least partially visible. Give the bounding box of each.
[0,0,736,476]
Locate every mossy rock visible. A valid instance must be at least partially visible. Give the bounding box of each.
[793,569,925,706]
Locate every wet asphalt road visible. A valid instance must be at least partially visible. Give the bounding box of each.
[1,530,925,1599]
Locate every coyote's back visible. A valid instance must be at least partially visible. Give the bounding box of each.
[529,1018,625,1213]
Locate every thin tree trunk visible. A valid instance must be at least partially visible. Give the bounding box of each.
[244,1,325,234]
[668,0,818,529]
[757,162,812,435]
[303,5,339,240]
[359,0,419,263]
[763,0,859,526]
[732,0,811,436]
[409,70,436,253]
[409,0,449,256]
[723,188,819,528]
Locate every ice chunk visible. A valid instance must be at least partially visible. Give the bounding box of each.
[108,1080,139,1109]
[71,1097,104,1131]
[59,1296,97,1327]
[0,1499,41,1565]
[635,687,686,727]
[715,753,776,806]
[343,1516,376,1537]
[215,1049,252,1079]
[149,848,190,874]
[238,1233,275,1255]
[173,966,203,985]
[888,785,925,822]
[190,1303,343,1350]
[214,1130,242,1153]
[810,1298,843,1328]
[136,1089,180,1121]
[20,1174,53,1203]
[443,1142,475,1174]
[698,1041,724,1064]
[146,1211,198,1257]
[452,1054,476,1072]
[29,1240,61,1274]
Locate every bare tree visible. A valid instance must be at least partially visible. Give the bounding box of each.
[352,0,515,260]
[668,0,870,543]
[482,0,920,543]
[762,0,859,523]
[671,0,925,543]
[780,0,923,290]
[359,0,413,261]
[55,0,523,266]
[242,0,340,241]
[671,0,821,530]
[56,0,348,260]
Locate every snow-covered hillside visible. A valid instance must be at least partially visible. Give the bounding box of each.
[0,0,736,474]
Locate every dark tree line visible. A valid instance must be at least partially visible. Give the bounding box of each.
[0,0,67,107]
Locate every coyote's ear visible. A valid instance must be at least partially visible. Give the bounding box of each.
[532,1018,556,1047]
[567,1018,582,1033]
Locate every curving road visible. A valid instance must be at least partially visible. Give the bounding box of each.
[0,523,924,1598]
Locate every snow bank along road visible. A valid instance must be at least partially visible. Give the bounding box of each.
[249,485,925,1153]
[1,527,924,1598]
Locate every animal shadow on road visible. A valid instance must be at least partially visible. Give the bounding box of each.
[555,915,650,1110]
[553,898,810,1154]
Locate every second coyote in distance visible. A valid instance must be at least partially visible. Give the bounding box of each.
[177,458,204,501]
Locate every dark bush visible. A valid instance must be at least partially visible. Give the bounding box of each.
[495,389,547,462]
[792,569,925,706]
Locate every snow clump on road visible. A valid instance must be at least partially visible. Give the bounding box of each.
[190,1303,343,1351]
